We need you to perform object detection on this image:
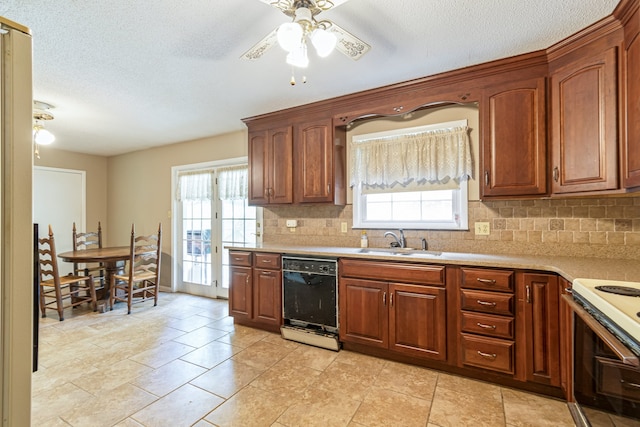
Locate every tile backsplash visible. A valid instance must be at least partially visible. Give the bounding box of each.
[263,196,640,260]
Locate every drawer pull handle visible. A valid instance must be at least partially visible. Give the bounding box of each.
[233,257,243,261]
[261,259,272,263]
[262,271,272,276]
[621,380,640,390]
[476,278,496,285]
[383,292,386,306]
[476,322,496,330]
[476,300,497,307]
[477,351,497,360]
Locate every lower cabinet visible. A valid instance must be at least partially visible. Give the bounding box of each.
[458,267,516,375]
[516,272,561,387]
[339,259,447,361]
[229,251,282,331]
[456,268,562,387]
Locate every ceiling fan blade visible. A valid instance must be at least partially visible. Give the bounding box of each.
[316,0,351,10]
[328,22,370,61]
[241,28,279,60]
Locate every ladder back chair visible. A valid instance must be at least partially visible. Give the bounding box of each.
[110,223,162,314]
[38,225,97,321]
[72,222,106,295]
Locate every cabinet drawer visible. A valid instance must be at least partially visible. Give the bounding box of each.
[596,356,640,403]
[461,334,514,374]
[229,251,252,267]
[340,259,445,286]
[254,253,281,269]
[461,268,514,291]
[460,290,514,316]
[460,312,514,339]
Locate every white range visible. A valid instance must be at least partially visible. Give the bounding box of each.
[572,278,640,347]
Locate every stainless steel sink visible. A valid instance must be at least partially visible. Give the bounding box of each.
[357,248,442,257]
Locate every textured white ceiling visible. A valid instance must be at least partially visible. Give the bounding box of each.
[1,0,619,156]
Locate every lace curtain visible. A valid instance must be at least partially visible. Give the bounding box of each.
[350,126,473,187]
[218,165,248,200]
[176,166,248,201]
[177,170,214,201]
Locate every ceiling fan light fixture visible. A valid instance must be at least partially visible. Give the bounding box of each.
[277,22,303,52]
[286,42,309,68]
[33,124,56,146]
[311,28,337,57]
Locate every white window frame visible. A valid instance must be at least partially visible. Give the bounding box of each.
[352,182,468,230]
[351,120,470,231]
[171,157,262,297]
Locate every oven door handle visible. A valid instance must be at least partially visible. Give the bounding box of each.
[562,294,639,367]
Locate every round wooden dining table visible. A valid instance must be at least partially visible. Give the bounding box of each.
[58,246,131,301]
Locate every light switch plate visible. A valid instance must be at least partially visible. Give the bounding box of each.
[341,222,348,233]
[475,222,490,235]
[286,219,297,228]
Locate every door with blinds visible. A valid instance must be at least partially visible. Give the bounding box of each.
[173,161,259,299]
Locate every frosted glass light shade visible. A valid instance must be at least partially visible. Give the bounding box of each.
[277,22,303,52]
[311,28,337,57]
[33,126,55,145]
[286,43,309,68]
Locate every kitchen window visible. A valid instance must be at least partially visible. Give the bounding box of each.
[351,120,472,230]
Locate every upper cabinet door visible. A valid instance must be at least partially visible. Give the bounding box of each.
[248,130,269,205]
[294,118,346,205]
[481,76,547,198]
[248,126,293,205]
[550,45,619,194]
[624,7,640,189]
[269,126,294,204]
[295,119,334,203]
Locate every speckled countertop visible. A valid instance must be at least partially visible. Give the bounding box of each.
[227,244,640,284]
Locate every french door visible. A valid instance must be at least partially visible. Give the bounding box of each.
[173,161,259,299]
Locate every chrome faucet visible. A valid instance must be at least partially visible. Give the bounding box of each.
[384,229,406,248]
[421,238,428,251]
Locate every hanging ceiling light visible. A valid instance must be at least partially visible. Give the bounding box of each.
[33,100,55,158]
[275,6,337,69]
[242,1,371,85]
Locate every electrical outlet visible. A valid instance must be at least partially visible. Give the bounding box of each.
[286,219,297,228]
[341,222,348,233]
[475,222,490,236]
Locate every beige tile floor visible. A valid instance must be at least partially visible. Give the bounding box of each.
[33,292,577,427]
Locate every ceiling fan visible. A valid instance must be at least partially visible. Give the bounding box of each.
[242,0,371,68]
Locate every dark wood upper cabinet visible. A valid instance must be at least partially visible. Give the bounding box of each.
[623,5,640,188]
[550,40,620,194]
[481,76,547,198]
[242,1,640,200]
[248,126,293,205]
[294,119,346,205]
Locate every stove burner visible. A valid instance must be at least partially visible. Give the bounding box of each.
[595,285,640,297]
